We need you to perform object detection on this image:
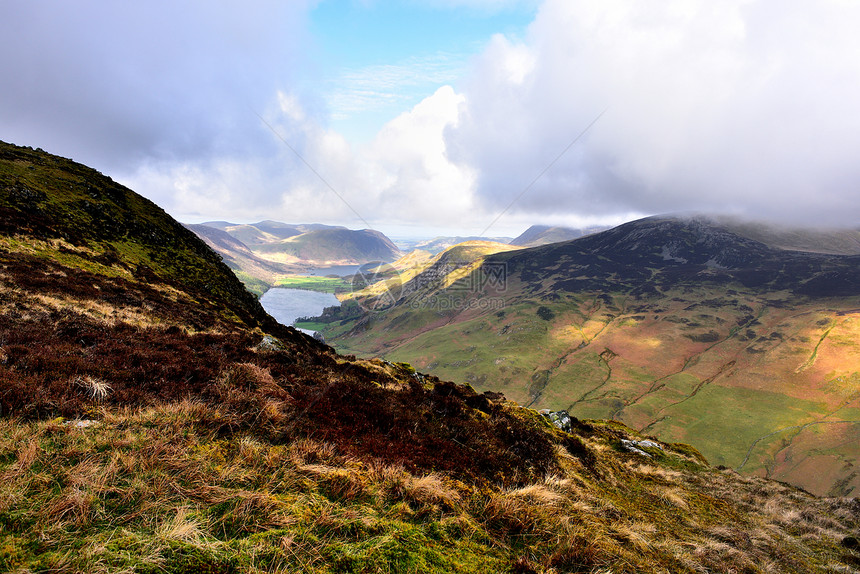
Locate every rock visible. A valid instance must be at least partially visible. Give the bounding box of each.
[621,438,664,457]
[256,335,285,352]
[65,419,100,429]
[542,409,573,433]
[312,331,326,344]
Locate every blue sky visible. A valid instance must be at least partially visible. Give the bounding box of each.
[308,1,535,144]
[2,1,860,237]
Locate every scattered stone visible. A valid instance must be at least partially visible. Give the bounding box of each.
[256,335,285,352]
[621,438,664,457]
[541,409,573,433]
[64,419,100,429]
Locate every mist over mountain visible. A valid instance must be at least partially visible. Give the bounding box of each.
[509,224,610,247]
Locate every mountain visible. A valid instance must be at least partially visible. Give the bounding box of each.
[202,220,345,247]
[320,215,860,496]
[184,223,305,296]
[510,224,606,247]
[252,227,402,265]
[710,216,860,255]
[199,221,402,267]
[3,143,860,572]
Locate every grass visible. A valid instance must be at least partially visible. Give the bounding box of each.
[3,140,860,572]
[293,321,330,332]
[0,141,273,332]
[323,282,860,496]
[233,271,271,298]
[2,404,858,573]
[274,275,352,294]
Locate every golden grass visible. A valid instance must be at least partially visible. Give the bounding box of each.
[1,403,858,573]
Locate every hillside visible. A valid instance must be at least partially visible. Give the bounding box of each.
[511,225,584,247]
[2,144,860,572]
[711,216,860,255]
[184,224,305,296]
[404,235,514,255]
[202,221,343,247]
[253,228,401,265]
[201,221,402,267]
[321,216,860,497]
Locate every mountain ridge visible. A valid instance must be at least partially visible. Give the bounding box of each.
[321,215,860,496]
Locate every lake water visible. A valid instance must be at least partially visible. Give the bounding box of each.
[259,288,340,335]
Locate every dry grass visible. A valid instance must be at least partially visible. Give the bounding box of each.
[1,401,859,573]
[34,293,159,327]
[73,375,113,401]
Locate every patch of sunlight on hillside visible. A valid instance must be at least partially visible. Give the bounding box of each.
[551,325,583,344]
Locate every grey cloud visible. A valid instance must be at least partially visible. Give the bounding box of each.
[0,1,313,173]
[446,0,860,226]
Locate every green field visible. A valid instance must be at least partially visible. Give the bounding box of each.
[274,275,351,293]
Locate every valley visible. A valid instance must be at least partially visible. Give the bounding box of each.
[317,217,860,496]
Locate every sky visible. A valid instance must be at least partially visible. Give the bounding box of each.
[2,0,859,238]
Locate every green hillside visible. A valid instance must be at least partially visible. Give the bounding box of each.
[321,216,860,496]
[0,141,276,331]
[2,143,860,573]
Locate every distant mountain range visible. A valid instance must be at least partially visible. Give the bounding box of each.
[198,220,401,265]
[397,235,513,254]
[186,220,403,294]
[319,215,860,497]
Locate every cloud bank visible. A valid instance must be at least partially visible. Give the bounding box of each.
[2,0,859,232]
[447,0,860,226]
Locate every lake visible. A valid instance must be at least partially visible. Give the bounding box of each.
[259,288,340,335]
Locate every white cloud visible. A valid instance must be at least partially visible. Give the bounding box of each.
[446,0,860,226]
[125,85,478,230]
[8,0,860,235]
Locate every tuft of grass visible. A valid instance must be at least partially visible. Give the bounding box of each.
[73,375,113,401]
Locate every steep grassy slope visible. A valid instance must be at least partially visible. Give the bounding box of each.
[323,217,860,496]
[3,145,860,573]
[0,141,271,331]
